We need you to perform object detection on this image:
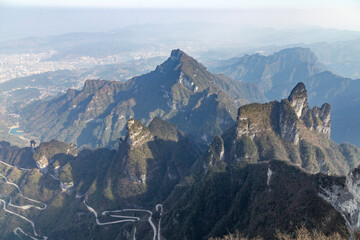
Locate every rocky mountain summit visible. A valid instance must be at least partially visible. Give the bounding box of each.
[160,83,360,240]
[20,49,265,148]
[279,82,331,144]
[213,47,360,147]
[195,82,358,176]
[212,47,325,100]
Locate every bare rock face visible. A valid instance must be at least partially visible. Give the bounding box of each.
[121,119,154,184]
[288,82,308,118]
[125,118,153,148]
[236,82,331,145]
[279,99,300,144]
[36,155,49,173]
[312,103,331,137]
[318,166,360,234]
[284,82,331,141]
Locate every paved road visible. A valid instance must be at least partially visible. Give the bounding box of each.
[0,161,47,239]
[84,201,164,240]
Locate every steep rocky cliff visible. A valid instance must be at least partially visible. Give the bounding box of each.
[0,117,201,239]
[318,166,360,234]
[287,82,331,138]
[201,82,356,175]
[160,83,360,240]
[1,96,360,239]
[162,160,349,240]
[213,47,360,148]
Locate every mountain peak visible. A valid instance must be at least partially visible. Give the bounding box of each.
[288,82,306,100]
[170,48,186,60]
[236,82,331,147]
[83,79,109,93]
[288,82,308,118]
[20,49,265,149]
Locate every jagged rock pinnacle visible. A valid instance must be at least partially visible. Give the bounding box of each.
[236,82,331,145]
[288,82,306,101]
[288,82,308,118]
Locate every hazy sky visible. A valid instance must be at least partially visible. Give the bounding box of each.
[2,0,360,9]
[0,0,359,41]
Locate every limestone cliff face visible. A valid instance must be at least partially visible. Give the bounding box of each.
[285,82,331,140]
[33,140,78,173]
[288,82,309,118]
[318,166,360,233]
[311,103,331,136]
[120,118,154,184]
[236,82,331,146]
[279,99,300,144]
[119,118,199,186]
[226,82,352,175]
[125,118,153,149]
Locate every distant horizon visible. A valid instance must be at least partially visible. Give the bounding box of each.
[0,6,359,42]
[2,0,359,9]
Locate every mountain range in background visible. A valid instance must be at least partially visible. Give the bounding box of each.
[0,57,165,110]
[0,82,360,239]
[1,23,360,84]
[212,47,360,147]
[9,48,360,148]
[0,22,360,240]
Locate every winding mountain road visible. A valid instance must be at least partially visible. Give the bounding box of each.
[0,160,47,239]
[0,159,14,168]
[83,200,137,226]
[1,158,165,240]
[84,201,164,240]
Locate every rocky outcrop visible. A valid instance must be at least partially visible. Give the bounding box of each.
[318,166,360,234]
[236,82,331,145]
[287,82,331,139]
[311,103,331,136]
[236,102,277,140]
[120,118,199,186]
[279,99,300,144]
[170,48,184,61]
[125,118,153,148]
[198,136,225,174]
[82,79,108,94]
[36,155,49,173]
[225,82,355,175]
[288,82,309,118]
[33,140,78,173]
